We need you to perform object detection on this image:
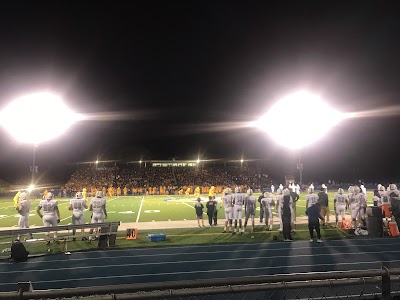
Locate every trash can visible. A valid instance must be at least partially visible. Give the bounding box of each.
[366,206,383,237]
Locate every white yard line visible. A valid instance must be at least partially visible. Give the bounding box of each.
[135,196,145,223]
[182,201,207,215]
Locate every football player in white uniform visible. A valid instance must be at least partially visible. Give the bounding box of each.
[305,188,319,208]
[244,189,257,233]
[89,191,107,241]
[271,184,275,194]
[295,184,300,195]
[222,188,234,233]
[333,188,348,227]
[69,192,88,241]
[348,186,359,229]
[355,186,367,226]
[309,183,315,193]
[275,188,284,231]
[37,192,60,244]
[232,186,245,234]
[261,192,275,231]
[16,192,33,240]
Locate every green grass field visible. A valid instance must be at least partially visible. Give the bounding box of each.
[0,191,375,228]
[0,191,375,257]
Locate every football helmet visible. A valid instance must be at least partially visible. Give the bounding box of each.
[247,188,253,195]
[46,192,54,200]
[276,188,283,195]
[379,185,386,192]
[76,192,83,199]
[95,191,104,198]
[338,188,344,194]
[353,186,361,194]
[19,192,27,201]
[283,188,290,196]
[234,186,241,193]
[390,184,397,191]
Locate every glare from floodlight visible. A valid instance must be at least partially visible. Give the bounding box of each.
[0,92,80,144]
[27,184,35,193]
[196,158,201,164]
[95,160,99,164]
[240,159,244,163]
[254,91,344,149]
[139,160,142,164]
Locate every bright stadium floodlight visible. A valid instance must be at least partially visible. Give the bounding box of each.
[254,91,344,150]
[0,92,81,185]
[0,92,81,144]
[253,90,344,184]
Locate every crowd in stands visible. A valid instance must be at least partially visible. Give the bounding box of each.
[63,164,272,197]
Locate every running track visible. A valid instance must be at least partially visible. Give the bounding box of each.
[0,237,399,292]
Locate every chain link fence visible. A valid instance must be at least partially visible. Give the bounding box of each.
[1,263,399,300]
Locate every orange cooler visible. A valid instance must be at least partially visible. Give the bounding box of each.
[382,204,392,218]
[388,221,400,237]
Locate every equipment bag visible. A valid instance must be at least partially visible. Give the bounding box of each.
[11,240,29,262]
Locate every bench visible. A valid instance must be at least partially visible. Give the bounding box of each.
[0,222,121,252]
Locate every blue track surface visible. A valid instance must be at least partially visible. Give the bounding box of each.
[0,237,399,292]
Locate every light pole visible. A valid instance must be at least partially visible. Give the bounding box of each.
[296,153,303,184]
[0,92,80,189]
[30,144,38,185]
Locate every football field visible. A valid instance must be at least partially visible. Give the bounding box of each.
[0,191,375,228]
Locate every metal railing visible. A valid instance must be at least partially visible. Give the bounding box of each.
[1,262,399,300]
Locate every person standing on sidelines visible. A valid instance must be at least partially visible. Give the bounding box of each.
[69,192,88,241]
[261,192,275,231]
[354,186,367,227]
[276,188,284,232]
[212,196,219,226]
[318,187,329,226]
[333,188,348,227]
[222,188,233,233]
[37,192,60,244]
[89,191,108,241]
[271,184,275,194]
[373,189,382,207]
[16,192,33,240]
[244,188,257,233]
[258,192,265,224]
[206,196,215,226]
[290,190,300,231]
[194,197,204,228]
[232,186,245,234]
[306,202,324,243]
[295,183,301,195]
[306,188,319,208]
[348,186,359,229]
[282,189,293,241]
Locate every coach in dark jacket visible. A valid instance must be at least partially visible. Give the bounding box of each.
[306,203,324,242]
[282,191,293,241]
[258,193,264,223]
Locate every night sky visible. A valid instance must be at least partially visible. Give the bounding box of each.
[0,1,399,184]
